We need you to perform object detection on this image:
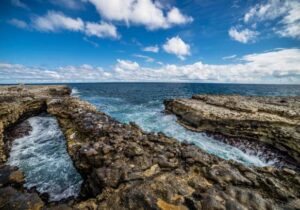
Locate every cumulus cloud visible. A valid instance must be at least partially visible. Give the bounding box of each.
[243,0,300,39]
[0,63,111,83]
[85,21,118,38]
[228,27,259,43]
[167,7,193,25]
[115,59,140,71]
[143,45,159,53]
[86,0,193,30]
[31,11,118,39]
[8,18,28,29]
[2,49,299,84]
[32,11,84,32]
[163,36,191,60]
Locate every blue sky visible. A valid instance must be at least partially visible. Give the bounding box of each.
[0,0,300,84]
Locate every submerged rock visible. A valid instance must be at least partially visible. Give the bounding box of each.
[0,86,300,209]
[164,94,300,166]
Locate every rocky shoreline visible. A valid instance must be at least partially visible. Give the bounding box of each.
[1,86,300,209]
[164,94,300,168]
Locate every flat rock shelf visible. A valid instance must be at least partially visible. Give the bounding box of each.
[164,94,300,169]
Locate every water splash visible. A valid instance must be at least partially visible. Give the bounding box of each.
[71,88,80,97]
[83,95,279,167]
[8,116,82,202]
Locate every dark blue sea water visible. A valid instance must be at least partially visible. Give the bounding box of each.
[70,83,300,167]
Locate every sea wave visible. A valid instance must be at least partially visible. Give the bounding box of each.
[71,88,80,97]
[8,116,82,201]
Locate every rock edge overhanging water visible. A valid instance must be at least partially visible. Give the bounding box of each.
[0,85,300,210]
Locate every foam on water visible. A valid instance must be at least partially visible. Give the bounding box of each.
[71,88,80,97]
[82,95,278,167]
[8,116,82,202]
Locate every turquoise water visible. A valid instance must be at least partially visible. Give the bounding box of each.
[8,116,82,201]
[70,83,300,167]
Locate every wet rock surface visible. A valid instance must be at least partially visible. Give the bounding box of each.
[0,86,300,209]
[164,94,300,167]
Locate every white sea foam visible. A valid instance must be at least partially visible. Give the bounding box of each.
[7,116,82,202]
[71,88,80,97]
[86,96,279,167]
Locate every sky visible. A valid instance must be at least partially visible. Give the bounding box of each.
[0,0,300,84]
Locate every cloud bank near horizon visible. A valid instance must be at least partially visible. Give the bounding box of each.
[1,48,300,84]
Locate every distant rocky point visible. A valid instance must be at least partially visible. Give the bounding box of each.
[164,94,300,168]
[0,85,300,210]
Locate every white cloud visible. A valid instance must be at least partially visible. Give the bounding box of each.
[243,0,300,39]
[0,63,111,82]
[222,54,237,60]
[85,21,118,38]
[8,18,28,29]
[31,11,118,39]
[133,54,154,62]
[83,37,99,48]
[143,45,159,53]
[86,0,193,30]
[49,0,84,10]
[228,27,259,43]
[163,36,191,60]
[11,0,29,10]
[32,11,84,32]
[115,59,140,71]
[3,49,299,84]
[167,7,193,25]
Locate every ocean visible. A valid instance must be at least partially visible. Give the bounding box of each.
[69,83,300,167]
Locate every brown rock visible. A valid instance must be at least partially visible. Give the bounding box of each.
[164,94,300,165]
[1,86,300,210]
[0,186,44,210]
[9,170,24,184]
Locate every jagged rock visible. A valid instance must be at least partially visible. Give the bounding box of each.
[0,165,24,187]
[164,94,300,165]
[0,85,70,163]
[0,186,44,210]
[9,170,25,184]
[1,86,300,209]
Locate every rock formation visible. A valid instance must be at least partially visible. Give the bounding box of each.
[0,86,300,209]
[164,94,300,166]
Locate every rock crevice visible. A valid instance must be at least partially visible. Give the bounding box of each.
[164,94,300,166]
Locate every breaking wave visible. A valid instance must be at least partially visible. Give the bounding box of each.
[8,116,82,202]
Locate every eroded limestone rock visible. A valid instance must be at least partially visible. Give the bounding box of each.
[1,86,300,209]
[164,94,300,166]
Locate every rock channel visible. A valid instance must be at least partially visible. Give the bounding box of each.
[164,94,300,168]
[0,86,300,210]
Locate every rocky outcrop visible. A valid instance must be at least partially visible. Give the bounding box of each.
[47,95,300,209]
[0,85,70,209]
[164,94,300,166]
[0,85,71,162]
[1,86,300,209]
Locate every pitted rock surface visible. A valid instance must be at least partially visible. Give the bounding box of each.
[164,94,300,166]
